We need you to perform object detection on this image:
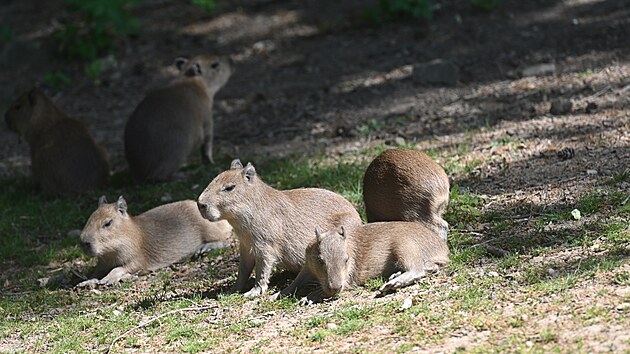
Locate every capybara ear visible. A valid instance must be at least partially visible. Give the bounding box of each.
[174,57,189,71]
[117,196,128,215]
[339,226,346,239]
[98,195,108,206]
[243,162,256,182]
[230,159,243,169]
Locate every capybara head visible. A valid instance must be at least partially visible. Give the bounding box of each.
[80,196,130,258]
[197,159,259,222]
[4,88,51,136]
[306,227,350,297]
[174,55,232,93]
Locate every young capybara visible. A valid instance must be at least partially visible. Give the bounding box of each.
[363,148,450,240]
[197,159,363,297]
[4,88,109,195]
[277,222,449,301]
[77,196,233,287]
[124,55,232,182]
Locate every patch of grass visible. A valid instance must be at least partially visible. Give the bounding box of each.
[84,59,103,85]
[364,277,385,291]
[445,184,485,229]
[470,0,502,12]
[356,118,383,137]
[365,0,435,24]
[578,68,594,79]
[56,0,140,60]
[191,0,216,11]
[612,271,630,286]
[0,24,13,43]
[44,71,72,93]
[3,147,630,352]
[538,328,557,344]
[488,135,518,148]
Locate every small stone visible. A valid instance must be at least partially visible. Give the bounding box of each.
[160,193,173,202]
[113,310,122,316]
[394,137,406,146]
[488,271,499,277]
[547,268,557,276]
[521,63,556,77]
[413,59,459,86]
[615,303,630,312]
[549,98,573,115]
[586,169,598,175]
[615,287,630,297]
[585,102,598,113]
[37,277,50,287]
[67,229,82,238]
[326,323,338,330]
[526,340,534,347]
[400,296,413,310]
[571,209,582,220]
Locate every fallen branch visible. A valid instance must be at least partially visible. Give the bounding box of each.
[105,304,218,353]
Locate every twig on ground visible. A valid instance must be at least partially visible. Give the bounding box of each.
[105,304,218,353]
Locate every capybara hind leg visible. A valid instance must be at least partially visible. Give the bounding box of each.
[380,269,426,292]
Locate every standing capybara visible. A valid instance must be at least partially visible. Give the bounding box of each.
[197,159,363,297]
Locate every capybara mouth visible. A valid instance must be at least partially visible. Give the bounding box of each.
[197,202,220,221]
[80,241,95,257]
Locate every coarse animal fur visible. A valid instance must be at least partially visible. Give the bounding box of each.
[277,221,449,301]
[197,159,363,297]
[4,88,109,194]
[124,55,232,182]
[363,148,450,240]
[77,196,232,287]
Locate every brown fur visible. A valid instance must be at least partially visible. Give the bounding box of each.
[363,148,450,240]
[77,196,233,286]
[124,55,232,182]
[197,159,363,297]
[4,88,109,195]
[280,221,449,301]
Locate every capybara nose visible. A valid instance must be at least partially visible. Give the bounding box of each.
[327,281,343,295]
[80,241,91,252]
[197,201,208,213]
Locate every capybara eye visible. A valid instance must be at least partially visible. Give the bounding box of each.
[317,256,325,265]
[211,62,219,69]
[103,219,113,228]
[222,184,236,192]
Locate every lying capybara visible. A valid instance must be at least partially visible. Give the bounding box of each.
[77,196,232,287]
[277,221,449,301]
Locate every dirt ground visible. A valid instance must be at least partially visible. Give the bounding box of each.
[1,0,628,177]
[0,0,628,352]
